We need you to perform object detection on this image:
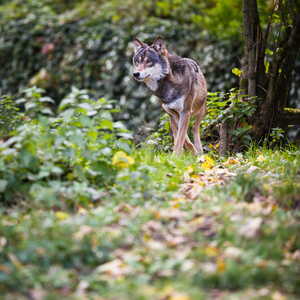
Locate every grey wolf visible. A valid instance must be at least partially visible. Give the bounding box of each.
[132,36,207,156]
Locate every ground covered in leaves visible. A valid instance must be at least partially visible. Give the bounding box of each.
[1,146,300,300]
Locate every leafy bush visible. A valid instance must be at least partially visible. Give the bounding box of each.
[0,0,244,135]
[202,89,257,147]
[0,95,23,138]
[0,87,134,208]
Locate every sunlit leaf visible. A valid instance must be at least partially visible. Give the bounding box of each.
[55,211,70,221]
[112,151,135,169]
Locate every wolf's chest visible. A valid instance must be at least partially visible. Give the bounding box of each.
[162,96,184,114]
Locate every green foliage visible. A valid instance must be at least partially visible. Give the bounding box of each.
[0,88,134,208]
[0,0,244,133]
[0,95,23,138]
[145,113,174,152]
[202,89,257,147]
[270,127,285,145]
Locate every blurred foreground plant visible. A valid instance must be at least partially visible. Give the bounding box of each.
[0,87,134,208]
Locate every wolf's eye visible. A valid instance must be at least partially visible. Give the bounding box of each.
[146,60,153,65]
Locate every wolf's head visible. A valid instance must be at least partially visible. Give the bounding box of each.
[132,37,169,89]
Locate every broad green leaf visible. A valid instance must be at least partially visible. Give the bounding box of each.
[115,140,131,153]
[100,119,113,130]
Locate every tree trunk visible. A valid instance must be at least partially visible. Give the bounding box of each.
[219,120,228,156]
[241,0,300,144]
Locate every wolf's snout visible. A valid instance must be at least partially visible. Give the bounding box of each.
[133,72,140,78]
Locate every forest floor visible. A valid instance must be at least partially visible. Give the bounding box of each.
[1,145,300,300]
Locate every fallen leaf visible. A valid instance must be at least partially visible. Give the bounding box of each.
[29,287,47,300]
[166,234,190,246]
[199,155,214,171]
[203,245,218,257]
[200,262,217,274]
[224,246,242,259]
[272,291,286,300]
[223,157,239,166]
[238,217,263,239]
[96,259,133,278]
[169,293,190,300]
[159,209,188,220]
[73,225,93,241]
[217,257,226,273]
[186,165,194,174]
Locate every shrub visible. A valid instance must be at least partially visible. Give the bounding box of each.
[0,87,133,208]
[0,0,243,134]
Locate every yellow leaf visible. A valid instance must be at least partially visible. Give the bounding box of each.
[217,257,226,273]
[169,294,190,300]
[170,201,180,208]
[223,157,239,166]
[186,165,194,174]
[201,162,211,171]
[154,211,161,219]
[256,155,266,162]
[204,155,214,166]
[55,211,70,221]
[209,144,214,149]
[173,197,185,203]
[203,246,218,257]
[112,151,135,169]
[201,156,214,170]
[232,68,243,77]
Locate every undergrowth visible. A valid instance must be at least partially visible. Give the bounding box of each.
[0,89,300,299]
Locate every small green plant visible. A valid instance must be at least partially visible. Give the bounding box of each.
[145,113,174,152]
[270,127,285,146]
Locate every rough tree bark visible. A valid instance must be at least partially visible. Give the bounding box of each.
[240,0,300,146]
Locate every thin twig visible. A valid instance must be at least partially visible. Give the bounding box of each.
[256,84,267,93]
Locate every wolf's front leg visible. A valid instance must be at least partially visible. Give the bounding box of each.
[174,111,192,156]
[169,114,197,155]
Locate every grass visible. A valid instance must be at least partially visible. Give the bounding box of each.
[1,144,300,300]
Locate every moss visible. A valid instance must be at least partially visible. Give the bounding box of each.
[239,78,248,90]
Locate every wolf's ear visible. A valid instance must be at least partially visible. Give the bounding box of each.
[153,37,167,55]
[133,38,147,54]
